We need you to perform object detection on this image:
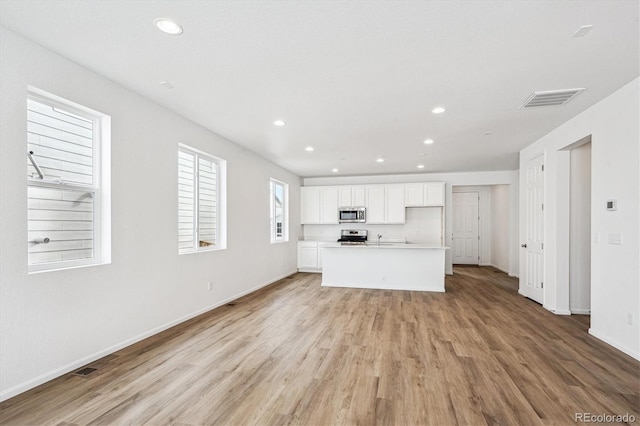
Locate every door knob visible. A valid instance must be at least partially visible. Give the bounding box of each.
[521,243,527,248]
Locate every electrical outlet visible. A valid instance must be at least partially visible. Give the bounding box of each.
[208,281,213,291]
[627,313,633,326]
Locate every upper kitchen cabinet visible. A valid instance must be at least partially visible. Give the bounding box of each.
[365,184,405,224]
[385,185,406,223]
[301,186,339,224]
[301,186,320,223]
[338,186,366,207]
[404,182,445,207]
[365,185,385,223]
[320,187,339,223]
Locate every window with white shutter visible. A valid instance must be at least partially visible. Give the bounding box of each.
[178,144,226,254]
[27,90,110,272]
[270,178,288,243]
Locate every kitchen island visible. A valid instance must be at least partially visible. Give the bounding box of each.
[320,243,448,292]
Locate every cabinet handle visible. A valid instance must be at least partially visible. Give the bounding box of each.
[521,243,527,248]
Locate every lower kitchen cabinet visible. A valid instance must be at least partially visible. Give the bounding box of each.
[297,241,323,273]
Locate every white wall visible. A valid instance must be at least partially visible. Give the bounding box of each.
[490,185,510,273]
[519,77,639,359]
[570,143,591,314]
[304,170,519,276]
[0,27,301,401]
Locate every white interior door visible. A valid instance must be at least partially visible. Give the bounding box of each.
[452,192,479,265]
[522,155,544,304]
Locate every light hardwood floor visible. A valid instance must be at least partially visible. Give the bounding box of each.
[1,267,638,425]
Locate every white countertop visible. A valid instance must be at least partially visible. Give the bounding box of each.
[319,242,448,249]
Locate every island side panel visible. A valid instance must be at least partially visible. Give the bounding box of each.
[321,246,445,292]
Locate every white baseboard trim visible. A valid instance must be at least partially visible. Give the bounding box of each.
[543,304,571,315]
[588,328,640,361]
[0,270,297,403]
[570,308,591,315]
[508,272,519,278]
[489,264,510,274]
[298,268,321,273]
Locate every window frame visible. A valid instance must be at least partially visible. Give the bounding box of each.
[27,88,111,273]
[178,143,227,254]
[270,178,289,243]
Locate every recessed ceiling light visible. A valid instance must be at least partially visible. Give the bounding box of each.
[573,25,593,38]
[154,18,183,35]
[376,158,385,163]
[332,168,339,173]
[305,146,314,152]
[417,164,425,169]
[423,139,434,145]
[273,120,286,127]
[431,106,446,114]
[159,81,174,90]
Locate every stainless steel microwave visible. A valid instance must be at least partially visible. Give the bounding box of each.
[339,207,366,223]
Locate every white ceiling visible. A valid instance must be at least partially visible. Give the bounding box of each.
[1,1,638,177]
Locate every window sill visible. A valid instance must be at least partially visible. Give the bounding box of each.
[179,246,227,255]
[270,239,290,244]
[28,259,111,274]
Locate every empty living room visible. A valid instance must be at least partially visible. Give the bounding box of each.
[0,1,638,425]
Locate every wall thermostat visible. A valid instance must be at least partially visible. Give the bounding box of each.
[606,200,617,211]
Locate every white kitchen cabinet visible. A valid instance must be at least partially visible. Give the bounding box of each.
[304,182,443,225]
[301,186,339,224]
[301,187,320,224]
[352,186,366,206]
[404,182,445,207]
[297,241,322,273]
[385,185,406,224]
[405,183,425,207]
[338,186,366,207]
[365,185,385,224]
[365,185,404,224]
[320,187,339,223]
[338,187,352,207]
[425,183,444,206]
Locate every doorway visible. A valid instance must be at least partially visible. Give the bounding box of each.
[452,192,479,265]
[569,141,592,314]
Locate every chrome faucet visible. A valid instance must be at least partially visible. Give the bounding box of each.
[377,234,382,246]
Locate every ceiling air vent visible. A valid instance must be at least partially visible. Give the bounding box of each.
[520,88,585,109]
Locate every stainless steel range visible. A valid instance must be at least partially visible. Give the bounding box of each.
[337,229,368,245]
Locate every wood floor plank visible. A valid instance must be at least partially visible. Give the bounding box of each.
[1,266,638,425]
